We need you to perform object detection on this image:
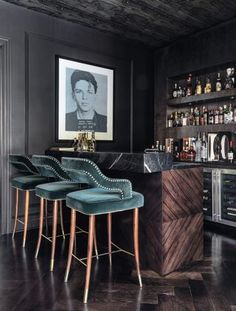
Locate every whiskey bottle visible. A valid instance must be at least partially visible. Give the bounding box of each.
[186,74,192,96]
[204,76,212,93]
[216,72,222,91]
[195,77,202,95]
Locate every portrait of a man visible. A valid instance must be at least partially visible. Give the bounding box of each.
[66,70,107,132]
[57,57,113,141]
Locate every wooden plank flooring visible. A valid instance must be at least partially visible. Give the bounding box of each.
[0,228,236,310]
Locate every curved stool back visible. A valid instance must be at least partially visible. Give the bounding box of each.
[31,155,94,271]
[9,154,49,247]
[62,157,144,303]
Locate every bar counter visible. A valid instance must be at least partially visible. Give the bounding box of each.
[46,148,203,275]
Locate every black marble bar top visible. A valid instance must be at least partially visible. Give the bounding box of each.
[46,148,178,173]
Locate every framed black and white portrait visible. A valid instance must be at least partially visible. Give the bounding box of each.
[57,56,114,141]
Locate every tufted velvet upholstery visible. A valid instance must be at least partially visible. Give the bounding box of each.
[32,155,70,180]
[9,154,39,174]
[62,157,132,199]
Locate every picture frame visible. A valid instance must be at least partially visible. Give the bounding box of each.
[56,56,114,141]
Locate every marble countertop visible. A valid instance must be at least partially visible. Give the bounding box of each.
[46,148,204,173]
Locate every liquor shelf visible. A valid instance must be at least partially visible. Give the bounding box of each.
[167,88,236,106]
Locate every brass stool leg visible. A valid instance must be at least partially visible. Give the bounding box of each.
[59,200,65,240]
[133,208,142,287]
[108,213,112,265]
[83,215,95,304]
[45,199,49,236]
[22,191,30,248]
[93,222,99,260]
[64,209,76,282]
[35,198,44,258]
[12,188,19,239]
[50,200,58,271]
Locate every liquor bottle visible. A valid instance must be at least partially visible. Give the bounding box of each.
[216,72,222,91]
[225,68,235,90]
[187,145,196,161]
[195,132,202,162]
[200,107,204,126]
[204,76,212,93]
[186,74,192,96]
[201,132,207,162]
[181,112,187,127]
[172,112,178,127]
[182,87,186,97]
[173,145,180,161]
[228,103,233,123]
[155,140,160,151]
[194,107,200,126]
[177,86,183,97]
[208,110,214,125]
[214,108,219,125]
[195,77,202,95]
[227,140,234,163]
[223,104,229,123]
[203,106,208,125]
[172,83,178,98]
[188,107,194,126]
[167,114,173,128]
[219,106,224,124]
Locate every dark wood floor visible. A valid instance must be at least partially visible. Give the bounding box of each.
[0,226,236,311]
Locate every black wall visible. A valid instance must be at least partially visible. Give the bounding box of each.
[0,1,154,234]
[0,0,153,155]
[154,18,236,142]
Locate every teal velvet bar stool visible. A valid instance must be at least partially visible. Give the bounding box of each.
[62,157,144,304]
[9,154,50,247]
[32,155,96,271]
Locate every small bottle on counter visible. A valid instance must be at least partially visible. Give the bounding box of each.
[228,140,234,163]
[201,132,208,162]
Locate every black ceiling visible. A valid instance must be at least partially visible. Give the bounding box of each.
[3,0,236,48]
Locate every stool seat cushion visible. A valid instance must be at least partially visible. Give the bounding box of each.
[35,181,88,200]
[66,187,144,215]
[11,175,49,191]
